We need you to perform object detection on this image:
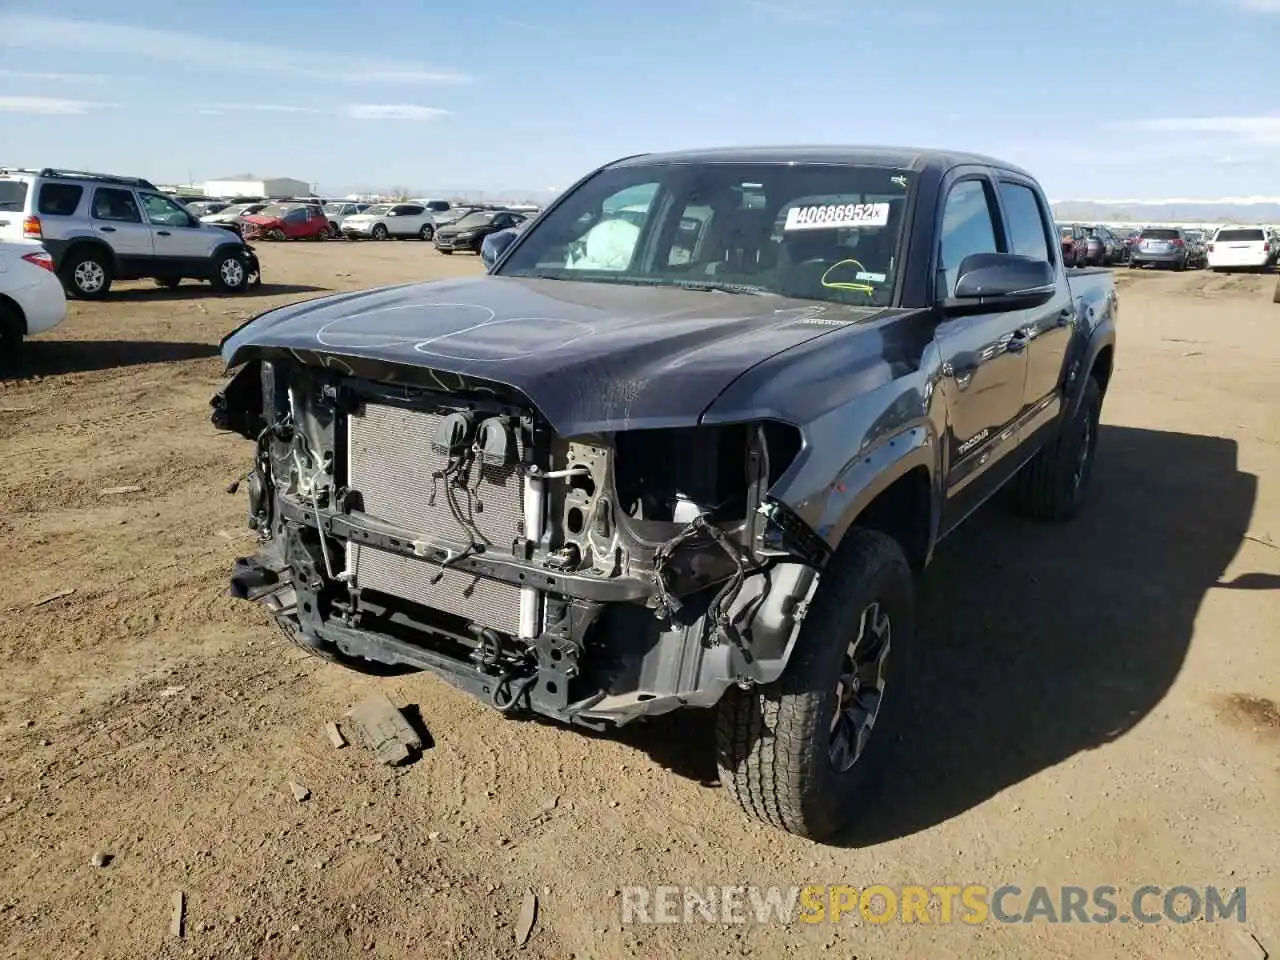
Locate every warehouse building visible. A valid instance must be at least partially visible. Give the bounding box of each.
[203,174,313,199]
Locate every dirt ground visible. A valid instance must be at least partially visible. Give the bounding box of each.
[2,242,1277,960]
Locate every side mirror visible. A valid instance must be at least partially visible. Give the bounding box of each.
[943,252,1055,315]
[482,230,517,268]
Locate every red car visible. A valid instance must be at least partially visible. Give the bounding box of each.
[239,203,328,241]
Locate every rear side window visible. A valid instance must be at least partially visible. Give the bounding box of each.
[91,187,142,223]
[38,183,83,216]
[0,179,30,211]
[1214,228,1265,242]
[1140,228,1179,240]
[395,204,424,216]
[998,181,1052,264]
[938,179,1000,298]
[427,201,450,212]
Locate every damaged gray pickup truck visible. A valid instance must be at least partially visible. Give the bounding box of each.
[212,147,1117,839]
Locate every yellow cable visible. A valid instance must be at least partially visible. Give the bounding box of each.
[820,258,876,295]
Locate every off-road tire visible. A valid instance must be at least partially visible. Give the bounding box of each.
[1010,375,1101,521]
[61,248,113,299]
[371,224,389,241]
[715,528,915,840]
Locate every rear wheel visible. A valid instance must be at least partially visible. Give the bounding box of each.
[1010,376,1101,522]
[61,248,113,299]
[716,528,915,840]
[0,301,24,360]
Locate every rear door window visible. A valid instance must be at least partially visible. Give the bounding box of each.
[37,183,84,216]
[91,187,143,223]
[997,181,1052,264]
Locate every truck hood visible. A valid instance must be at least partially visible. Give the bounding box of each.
[221,275,892,435]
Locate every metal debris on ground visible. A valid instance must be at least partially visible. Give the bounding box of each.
[289,781,311,803]
[170,891,186,938]
[346,693,424,766]
[33,588,75,607]
[515,888,538,947]
[325,721,347,749]
[100,485,144,496]
[90,852,112,868]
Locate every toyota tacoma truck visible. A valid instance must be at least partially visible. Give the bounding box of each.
[211,146,1117,840]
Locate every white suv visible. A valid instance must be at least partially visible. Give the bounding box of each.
[1206,226,1272,272]
[0,167,261,298]
[340,202,440,241]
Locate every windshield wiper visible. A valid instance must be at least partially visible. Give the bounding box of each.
[668,279,774,296]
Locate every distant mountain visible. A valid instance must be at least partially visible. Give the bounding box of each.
[1050,199,1280,225]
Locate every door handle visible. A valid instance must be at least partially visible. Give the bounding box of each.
[156,230,171,236]
[99,226,116,233]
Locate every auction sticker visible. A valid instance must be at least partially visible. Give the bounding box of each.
[784,202,890,231]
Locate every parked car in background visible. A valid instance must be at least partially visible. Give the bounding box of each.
[322,202,370,238]
[341,203,438,240]
[1058,223,1089,266]
[187,201,229,218]
[0,239,66,355]
[240,203,329,242]
[1182,229,1209,268]
[1206,226,1272,272]
[434,209,527,254]
[0,167,260,297]
[201,202,268,234]
[1075,225,1122,266]
[1129,227,1191,270]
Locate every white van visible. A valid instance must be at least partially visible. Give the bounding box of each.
[1206,226,1272,272]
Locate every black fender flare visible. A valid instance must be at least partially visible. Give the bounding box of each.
[818,422,940,556]
[1063,323,1116,423]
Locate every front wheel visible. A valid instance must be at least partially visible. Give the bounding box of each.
[371,224,389,241]
[716,529,915,840]
[1010,376,1101,521]
[210,250,251,293]
[266,228,286,242]
[419,224,434,241]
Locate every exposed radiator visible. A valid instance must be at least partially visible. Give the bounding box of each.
[346,402,526,635]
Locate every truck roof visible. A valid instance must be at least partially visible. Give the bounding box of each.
[608,145,1033,179]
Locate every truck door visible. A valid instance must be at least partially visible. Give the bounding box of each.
[994,178,1075,439]
[933,175,1030,531]
[88,187,154,270]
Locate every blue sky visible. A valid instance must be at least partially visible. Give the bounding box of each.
[1,0,1277,199]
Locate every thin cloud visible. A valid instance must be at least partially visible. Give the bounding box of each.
[340,69,471,84]
[1231,0,1280,10]
[498,18,548,32]
[744,0,837,24]
[205,103,324,114]
[0,96,108,115]
[1134,116,1280,143]
[0,69,107,82]
[0,14,472,84]
[344,104,451,121]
